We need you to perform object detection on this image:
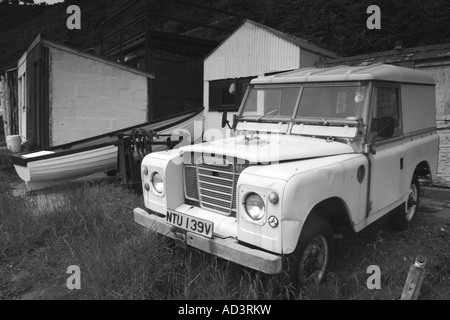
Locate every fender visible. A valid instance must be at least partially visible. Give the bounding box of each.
[239,153,368,254]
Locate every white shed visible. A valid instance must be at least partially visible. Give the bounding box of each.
[13,35,154,150]
[203,20,338,139]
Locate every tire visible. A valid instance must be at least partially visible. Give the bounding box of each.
[285,216,333,289]
[391,175,420,231]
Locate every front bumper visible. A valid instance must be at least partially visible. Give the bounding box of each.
[133,207,282,274]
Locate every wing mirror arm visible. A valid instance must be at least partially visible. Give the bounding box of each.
[221,112,239,130]
[232,114,238,130]
[221,111,230,129]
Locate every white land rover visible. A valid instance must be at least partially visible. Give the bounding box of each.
[133,64,439,287]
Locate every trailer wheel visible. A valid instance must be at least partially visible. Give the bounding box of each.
[392,175,420,231]
[286,216,333,289]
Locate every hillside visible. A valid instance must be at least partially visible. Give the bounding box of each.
[1,0,450,72]
[0,0,129,72]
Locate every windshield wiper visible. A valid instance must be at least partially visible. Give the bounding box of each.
[317,113,329,126]
[257,109,280,121]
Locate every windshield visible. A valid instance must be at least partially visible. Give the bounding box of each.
[240,86,301,120]
[240,83,368,123]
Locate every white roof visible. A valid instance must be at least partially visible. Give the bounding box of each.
[251,64,436,85]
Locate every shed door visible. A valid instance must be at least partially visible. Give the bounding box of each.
[26,45,50,149]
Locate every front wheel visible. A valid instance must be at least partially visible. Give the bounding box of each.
[285,216,333,289]
[391,175,420,231]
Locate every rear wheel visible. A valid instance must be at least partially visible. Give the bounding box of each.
[392,175,420,231]
[286,216,333,289]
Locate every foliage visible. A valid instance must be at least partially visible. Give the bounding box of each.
[1,0,450,69]
[214,0,450,56]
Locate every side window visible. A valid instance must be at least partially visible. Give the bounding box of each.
[370,86,401,135]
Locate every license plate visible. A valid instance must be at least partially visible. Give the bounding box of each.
[166,210,214,238]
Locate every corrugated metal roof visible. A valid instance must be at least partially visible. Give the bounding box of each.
[247,20,339,59]
[205,19,338,61]
[320,43,450,67]
[251,64,436,85]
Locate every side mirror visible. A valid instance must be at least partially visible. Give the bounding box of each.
[221,111,229,129]
[377,117,395,139]
[222,111,239,129]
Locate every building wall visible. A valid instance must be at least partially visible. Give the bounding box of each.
[416,64,450,185]
[49,47,149,145]
[417,64,450,128]
[204,22,302,82]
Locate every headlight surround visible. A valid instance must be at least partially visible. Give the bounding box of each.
[151,172,164,195]
[244,193,265,221]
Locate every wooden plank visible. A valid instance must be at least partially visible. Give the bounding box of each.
[401,255,427,300]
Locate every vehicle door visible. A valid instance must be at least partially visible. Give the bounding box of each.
[368,82,407,216]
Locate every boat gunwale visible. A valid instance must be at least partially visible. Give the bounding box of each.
[11,108,204,167]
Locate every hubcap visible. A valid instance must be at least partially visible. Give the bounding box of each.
[405,183,418,221]
[297,236,329,286]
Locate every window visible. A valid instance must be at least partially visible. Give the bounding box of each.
[241,86,301,119]
[295,85,367,120]
[209,77,255,112]
[370,86,401,134]
[239,83,368,122]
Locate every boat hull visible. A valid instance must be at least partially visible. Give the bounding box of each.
[12,109,204,190]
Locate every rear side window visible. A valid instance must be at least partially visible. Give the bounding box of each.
[370,87,401,134]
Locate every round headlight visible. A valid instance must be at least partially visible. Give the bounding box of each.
[151,172,164,194]
[244,193,265,221]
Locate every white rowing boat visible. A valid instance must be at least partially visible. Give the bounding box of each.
[12,109,204,190]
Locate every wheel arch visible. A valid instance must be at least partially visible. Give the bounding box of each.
[414,160,431,181]
[305,197,353,232]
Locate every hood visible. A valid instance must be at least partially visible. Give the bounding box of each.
[180,134,355,163]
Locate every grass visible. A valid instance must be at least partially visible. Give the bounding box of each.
[0,149,449,300]
[0,147,297,299]
[0,148,14,171]
[0,179,299,300]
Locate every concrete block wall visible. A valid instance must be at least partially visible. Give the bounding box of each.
[49,47,148,145]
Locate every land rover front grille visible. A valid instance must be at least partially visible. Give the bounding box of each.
[184,165,199,200]
[184,163,243,215]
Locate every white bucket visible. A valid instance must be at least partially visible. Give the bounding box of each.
[6,135,22,153]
